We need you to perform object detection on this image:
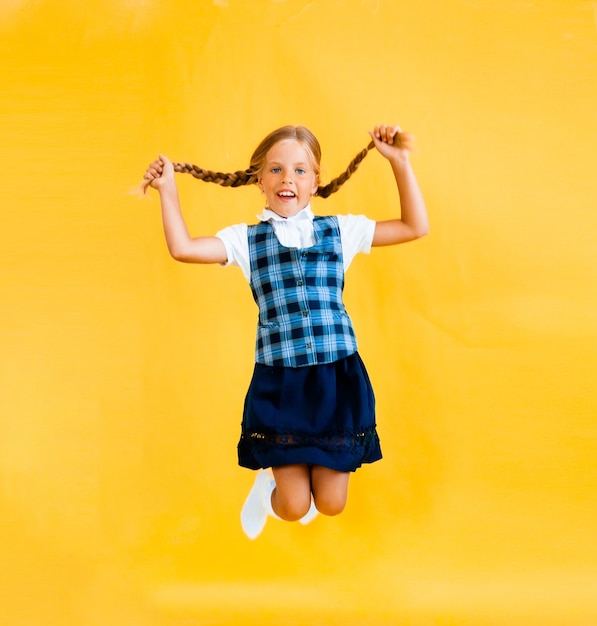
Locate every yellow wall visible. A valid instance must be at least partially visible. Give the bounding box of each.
[1,1,596,624]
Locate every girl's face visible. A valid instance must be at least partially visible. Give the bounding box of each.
[258,139,319,218]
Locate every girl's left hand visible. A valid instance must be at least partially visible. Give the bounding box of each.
[368,124,414,160]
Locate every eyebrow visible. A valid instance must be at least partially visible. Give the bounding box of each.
[268,161,311,167]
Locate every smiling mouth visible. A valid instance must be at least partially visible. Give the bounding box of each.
[277,191,296,198]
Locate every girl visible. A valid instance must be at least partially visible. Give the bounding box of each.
[142,123,428,539]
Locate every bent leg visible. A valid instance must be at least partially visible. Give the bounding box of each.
[311,465,350,516]
[271,464,312,521]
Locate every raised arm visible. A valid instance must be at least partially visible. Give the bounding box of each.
[369,125,429,247]
[142,154,228,263]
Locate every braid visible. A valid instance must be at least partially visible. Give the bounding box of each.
[316,131,412,199]
[169,129,411,198]
[316,140,375,199]
[172,163,259,187]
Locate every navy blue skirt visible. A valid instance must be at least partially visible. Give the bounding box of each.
[237,352,382,472]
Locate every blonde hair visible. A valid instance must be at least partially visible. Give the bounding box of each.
[171,125,410,198]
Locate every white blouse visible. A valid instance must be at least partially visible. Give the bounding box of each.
[216,204,376,282]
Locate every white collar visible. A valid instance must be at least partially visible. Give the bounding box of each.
[256,204,314,223]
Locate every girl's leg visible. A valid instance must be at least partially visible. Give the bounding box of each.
[271,464,312,521]
[310,465,350,516]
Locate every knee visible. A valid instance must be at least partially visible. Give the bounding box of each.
[313,493,346,517]
[310,466,350,516]
[272,490,312,522]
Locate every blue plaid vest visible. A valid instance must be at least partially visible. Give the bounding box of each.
[247,216,358,368]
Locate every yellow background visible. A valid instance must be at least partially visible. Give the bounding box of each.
[1,1,596,624]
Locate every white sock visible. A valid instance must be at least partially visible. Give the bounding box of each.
[263,478,281,520]
[240,471,275,540]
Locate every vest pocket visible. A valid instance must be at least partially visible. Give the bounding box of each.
[258,321,279,329]
[331,311,351,321]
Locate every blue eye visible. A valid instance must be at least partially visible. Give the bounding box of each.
[296,168,306,175]
[271,167,281,173]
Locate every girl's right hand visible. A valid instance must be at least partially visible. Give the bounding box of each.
[140,154,175,195]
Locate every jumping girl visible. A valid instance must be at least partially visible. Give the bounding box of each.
[142,123,428,539]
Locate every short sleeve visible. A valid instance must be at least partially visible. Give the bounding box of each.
[215,223,251,282]
[336,214,376,270]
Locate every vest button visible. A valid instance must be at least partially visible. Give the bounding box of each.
[305,343,312,350]
[302,311,309,317]
[296,279,303,286]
